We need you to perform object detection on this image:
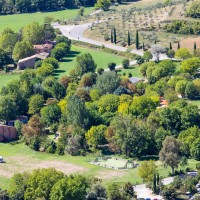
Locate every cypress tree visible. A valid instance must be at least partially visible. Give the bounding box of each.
[113,28,117,44]
[153,173,157,194]
[156,173,160,185]
[169,41,172,50]
[136,30,139,49]
[111,29,113,43]
[142,42,145,51]
[194,41,197,50]
[177,41,180,50]
[128,31,131,46]
[154,40,157,44]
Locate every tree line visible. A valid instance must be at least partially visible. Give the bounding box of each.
[0,0,96,14]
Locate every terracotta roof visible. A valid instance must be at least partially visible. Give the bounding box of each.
[33,43,53,50]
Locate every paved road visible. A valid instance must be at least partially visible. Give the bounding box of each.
[134,177,174,200]
[52,22,144,56]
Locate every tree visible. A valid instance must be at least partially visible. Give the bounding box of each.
[78,6,85,16]
[177,41,180,50]
[59,75,71,89]
[76,53,97,76]
[56,42,70,56]
[66,95,90,128]
[185,82,198,100]
[51,47,66,61]
[87,183,107,200]
[113,28,117,44]
[0,31,18,54]
[24,168,64,200]
[111,29,113,43]
[50,175,89,200]
[127,31,131,46]
[162,185,177,200]
[175,48,192,60]
[51,82,66,100]
[95,0,111,11]
[167,49,175,59]
[138,160,157,183]
[169,41,172,50]
[40,104,61,126]
[22,22,45,44]
[15,120,22,138]
[122,59,130,69]
[180,57,200,74]
[108,62,116,71]
[95,71,120,95]
[107,183,122,200]
[0,48,11,68]
[55,36,71,48]
[143,51,153,62]
[86,124,107,149]
[9,172,30,200]
[0,96,17,121]
[153,173,157,194]
[187,1,200,18]
[43,57,59,69]
[175,80,188,95]
[28,94,44,115]
[159,136,181,175]
[135,30,139,49]
[13,41,34,61]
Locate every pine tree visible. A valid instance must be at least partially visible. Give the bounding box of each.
[169,41,172,50]
[153,173,157,194]
[128,31,131,46]
[135,30,139,49]
[177,41,180,50]
[111,29,113,43]
[113,28,117,44]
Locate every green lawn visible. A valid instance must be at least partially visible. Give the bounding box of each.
[187,100,200,108]
[116,65,143,78]
[54,45,126,78]
[0,7,94,32]
[0,142,198,190]
[0,74,20,89]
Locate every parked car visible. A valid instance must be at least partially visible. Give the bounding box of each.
[0,156,4,163]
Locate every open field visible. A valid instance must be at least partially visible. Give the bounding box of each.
[188,100,200,108]
[0,7,94,32]
[54,45,126,78]
[0,142,198,190]
[0,74,20,89]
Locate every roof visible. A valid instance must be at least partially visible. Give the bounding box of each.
[129,77,144,84]
[33,43,53,50]
[18,52,49,63]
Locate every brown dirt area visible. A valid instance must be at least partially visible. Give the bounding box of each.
[173,37,200,52]
[97,169,126,180]
[0,156,86,178]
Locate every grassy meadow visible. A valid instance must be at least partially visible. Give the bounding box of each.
[0,142,198,190]
[54,45,126,78]
[0,7,94,32]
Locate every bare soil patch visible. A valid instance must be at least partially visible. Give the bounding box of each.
[0,156,86,178]
[97,169,126,180]
[173,37,200,52]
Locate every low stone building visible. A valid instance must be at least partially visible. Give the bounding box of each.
[0,125,17,142]
[17,52,49,70]
[33,43,53,54]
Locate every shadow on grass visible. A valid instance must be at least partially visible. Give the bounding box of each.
[68,50,81,57]
[60,58,73,62]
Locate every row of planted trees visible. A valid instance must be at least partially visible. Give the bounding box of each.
[110,28,139,49]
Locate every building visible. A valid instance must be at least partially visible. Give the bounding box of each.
[33,43,53,54]
[0,125,17,142]
[17,52,49,70]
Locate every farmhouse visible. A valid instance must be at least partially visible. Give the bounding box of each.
[17,52,49,70]
[0,125,17,142]
[33,43,53,54]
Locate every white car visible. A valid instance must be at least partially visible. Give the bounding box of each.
[0,156,4,163]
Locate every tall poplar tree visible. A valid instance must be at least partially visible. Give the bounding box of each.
[169,41,172,50]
